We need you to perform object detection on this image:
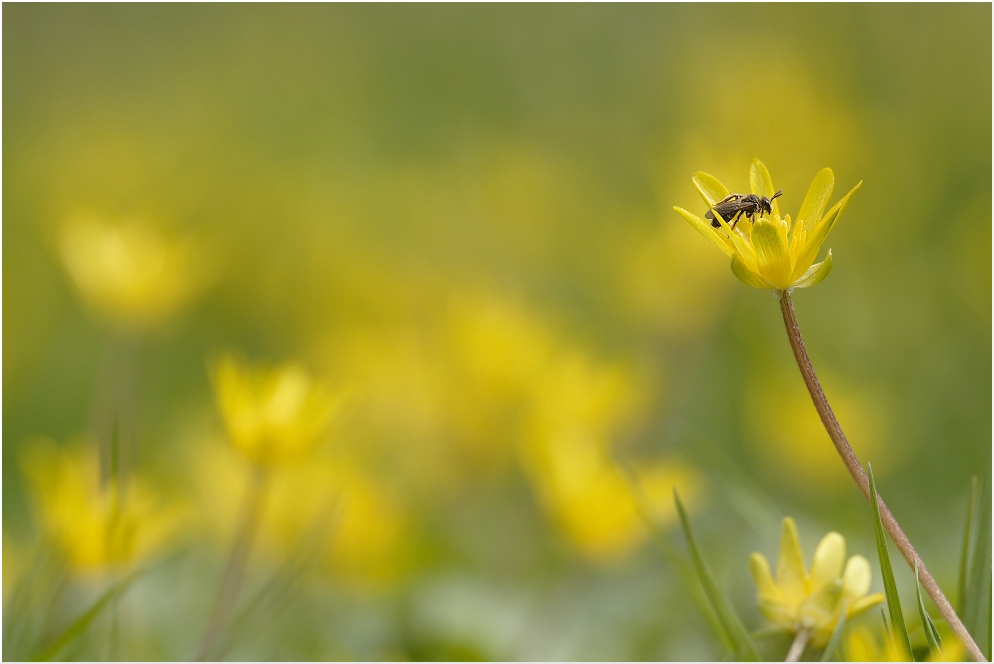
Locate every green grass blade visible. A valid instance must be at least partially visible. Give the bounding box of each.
[31,572,137,662]
[962,469,992,660]
[616,460,733,657]
[820,601,847,662]
[867,464,913,659]
[674,488,760,661]
[669,423,781,541]
[915,561,942,656]
[957,476,979,616]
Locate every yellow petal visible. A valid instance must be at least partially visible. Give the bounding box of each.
[692,171,730,207]
[776,517,807,603]
[749,552,780,600]
[800,578,843,642]
[732,254,773,289]
[797,168,835,232]
[757,597,798,627]
[709,203,759,264]
[790,216,805,251]
[750,159,780,218]
[810,532,846,591]
[792,250,833,289]
[845,626,885,662]
[673,206,734,258]
[794,181,862,278]
[841,554,872,602]
[848,592,885,618]
[752,218,792,289]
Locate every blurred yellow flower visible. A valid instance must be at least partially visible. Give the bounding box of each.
[746,369,892,491]
[20,440,184,574]
[519,350,698,561]
[748,517,884,646]
[213,355,341,466]
[844,626,911,662]
[845,625,964,662]
[674,159,861,291]
[59,215,203,330]
[191,442,409,584]
[212,354,342,466]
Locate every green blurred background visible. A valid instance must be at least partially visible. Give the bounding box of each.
[3,4,990,660]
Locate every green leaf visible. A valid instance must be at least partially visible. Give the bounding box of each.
[820,601,847,662]
[962,469,992,659]
[915,561,942,656]
[958,476,979,616]
[867,464,913,659]
[674,489,760,661]
[31,572,138,662]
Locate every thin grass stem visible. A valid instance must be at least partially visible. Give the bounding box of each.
[195,464,269,661]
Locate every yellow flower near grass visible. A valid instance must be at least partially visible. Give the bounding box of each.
[844,625,964,662]
[59,215,202,330]
[519,350,699,561]
[20,440,184,573]
[748,517,884,646]
[844,626,912,662]
[190,442,409,584]
[212,354,342,466]
[674,159,861,291]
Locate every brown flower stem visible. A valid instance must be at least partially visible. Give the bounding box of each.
[778,290,985,663]
[195,464,269,661]
[785,628,809,662]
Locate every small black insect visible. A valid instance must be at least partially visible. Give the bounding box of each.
[706,189,783,229]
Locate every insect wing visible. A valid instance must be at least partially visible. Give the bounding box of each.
[706,194,746,225]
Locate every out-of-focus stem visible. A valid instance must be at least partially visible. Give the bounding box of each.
[778,290,985,663]
[785,628,809,662]
[196,464,268,661]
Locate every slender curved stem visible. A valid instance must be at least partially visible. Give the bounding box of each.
[779,290,985,663]
[785,628,809,662]
[196,464,269,661]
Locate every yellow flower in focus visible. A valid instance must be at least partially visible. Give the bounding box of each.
[212,354,341,466]
[674,159,861,291]
[20,440,184,574]
[844,626,912,662]
[59,215,202,330]
[748,517,884,646]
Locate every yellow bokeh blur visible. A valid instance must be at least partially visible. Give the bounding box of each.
[4,5,989,660]
[747,368,893,490]
[20,439,186,574]
[211,354,343,467]
[58,215,205,331]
